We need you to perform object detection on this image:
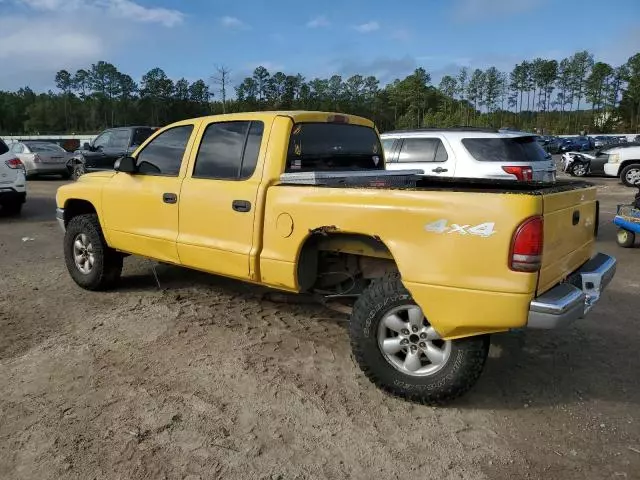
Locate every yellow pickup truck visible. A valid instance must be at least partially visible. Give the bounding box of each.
[56,111,616,405]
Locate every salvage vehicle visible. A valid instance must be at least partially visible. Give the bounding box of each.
[381,128,556,182]
[0,138,27,215]
[56,111,616,405]
[10,141,73,179]
[561,150,610,177]
[67,126,157,180]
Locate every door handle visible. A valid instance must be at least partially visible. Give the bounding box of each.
[572,210,580,225]
[432,167,448,173]
[163,193,178,204]
[232,200,252,213]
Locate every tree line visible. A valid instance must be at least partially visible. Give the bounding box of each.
[0,51,639,136]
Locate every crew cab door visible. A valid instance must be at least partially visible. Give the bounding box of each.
[177,119,268,281]
[101,123,197,263]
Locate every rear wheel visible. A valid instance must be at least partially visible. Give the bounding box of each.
[349,273,490,405]
[64,214,123,290]
[616,228,636,248]
[620,164,640,187]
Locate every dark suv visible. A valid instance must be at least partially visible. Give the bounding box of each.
[68,126,157,179]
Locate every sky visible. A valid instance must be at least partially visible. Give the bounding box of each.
[0,0,639,93]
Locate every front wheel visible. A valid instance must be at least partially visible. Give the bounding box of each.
[71,163,86,181]
[570,162,588,177]
[616,228,636,248]
[620,164,640,187]
[349,273,490,405]
[64,214,123,290]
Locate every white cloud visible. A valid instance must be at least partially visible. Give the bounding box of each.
[14,0,184,27]
[453,0,543,21]
[354,21,380,33]
[307,15,330,28]
[220,16,249,29]
[104,0,184,27]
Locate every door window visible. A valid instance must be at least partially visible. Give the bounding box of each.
[135,125,194,176]
[93,131,112,150]
[382,138,395,161]
[109,130,131,150]
[193,121,264,180]
[398,138,448,163]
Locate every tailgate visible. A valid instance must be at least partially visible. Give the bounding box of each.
[538,186,598,294]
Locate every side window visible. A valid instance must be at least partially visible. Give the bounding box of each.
[398,138,446,163]
[132,128,155,148]
[381,139,395,161]
[109,130,130,150]
[434,140,449,162]
[193,121,264,180]
[136,125,194,176]
[11,143,24,154]
[93,132,112,149]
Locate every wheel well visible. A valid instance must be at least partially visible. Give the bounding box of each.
[620,160,640,172]
[64,199,96,226]
[296,232,399,294]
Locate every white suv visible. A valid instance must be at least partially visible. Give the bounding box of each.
[0,139,27,215]
[603,145,640,187]
[381,128,556,182]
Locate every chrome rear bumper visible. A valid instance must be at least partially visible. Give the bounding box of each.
[56,208,65,232]
[528,253,616,329]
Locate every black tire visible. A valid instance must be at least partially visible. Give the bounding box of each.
[64,214,123,290]
[0,200,23,216]
[616,228,636,248]
[620,163,640,187]
[570,161,588,177]
[61,172,72,180]
[349,273,490,405]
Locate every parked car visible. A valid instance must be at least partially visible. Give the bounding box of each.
[381,128,556,182]
[68,126,157,179]
[617,136,628,144]
[561,150,611,177]
[545,136,566,154]
[56,111,615,405]
[0,138,27,215]
[556,138,583,153]
[10,141,73,179]
[604,145,640,186]
[593,136,612,148]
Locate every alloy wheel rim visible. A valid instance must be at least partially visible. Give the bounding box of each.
[377,304,451,377]
[73,233,95,274]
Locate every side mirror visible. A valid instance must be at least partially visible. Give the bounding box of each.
[115,156,137,173]
[82,142,91,150]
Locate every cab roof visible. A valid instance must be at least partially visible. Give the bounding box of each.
[168,111,376,129]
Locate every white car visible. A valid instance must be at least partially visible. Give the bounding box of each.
[0,138,27,215]
[603,145,640,186]
[381,128,557,182]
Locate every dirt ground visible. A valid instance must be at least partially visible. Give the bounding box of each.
[1,171,639,480]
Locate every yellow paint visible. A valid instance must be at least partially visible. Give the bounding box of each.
[56,110,596,340]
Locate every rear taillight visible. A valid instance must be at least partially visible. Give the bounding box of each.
[503,166,533,181]
[5,158,24,170]
[510,216,544,272]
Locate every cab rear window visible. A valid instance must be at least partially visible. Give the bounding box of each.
[462,136,549,162]
[286,123,383,172]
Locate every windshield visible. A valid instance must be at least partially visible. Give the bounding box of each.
[286,123,383,172]
[25,142,66,153]
[462,136,550,162]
